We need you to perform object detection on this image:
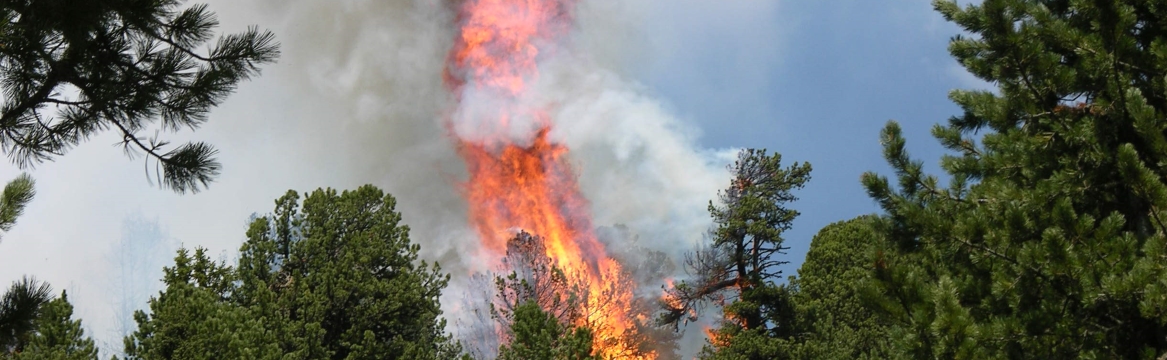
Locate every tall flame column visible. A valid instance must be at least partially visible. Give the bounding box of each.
[442,0,648,358]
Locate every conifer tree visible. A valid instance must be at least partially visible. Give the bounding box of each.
[661,149,810,359]
[489,232,587,333]
[12,291,98,360]
[862,0,1167,357]
[234,186,462,359]
[122,248,280,360]
[125,186,464,359]
[464,231,675,360]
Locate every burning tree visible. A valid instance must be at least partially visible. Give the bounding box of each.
[460,231,680,360]
[595,226,683,360]
[661,149,811,352]
[491,231,588,337]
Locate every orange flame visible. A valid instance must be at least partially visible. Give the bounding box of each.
[703,324,728,348]
[444,0,648,358]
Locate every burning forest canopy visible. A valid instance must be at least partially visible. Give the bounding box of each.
[5,0,1167,360]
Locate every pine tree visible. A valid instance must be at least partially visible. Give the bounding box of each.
[862,0,1167,357]
[0,0,279,193]
[488,232,587,333]
[126,187,465,359]
[660,148,811,359]
[233,185,463,359]
[12,291,98,360]
[122,248,281,360]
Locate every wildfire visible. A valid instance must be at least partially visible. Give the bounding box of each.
[444,0,649,358]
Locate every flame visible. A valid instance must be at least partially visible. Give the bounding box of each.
[660,278,685,313]
[703,324,728,348]
[444,0,649,358]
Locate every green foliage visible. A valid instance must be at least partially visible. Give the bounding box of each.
[784,217,890,359]
[663,149,811,331]
[11,291,98,360]
[123,248,279,360]
[0,277,51,354]
[496,301,596,360]
[0,0,279,193]
[697,286,800,360]
[239,185,462,359]
[707,150,812,287]
[125,185,463,359]
[660,149,811,359]
[698,327,793,360]
[860,0,1167,357]
[0,173,33,240]
[697,217,896,360]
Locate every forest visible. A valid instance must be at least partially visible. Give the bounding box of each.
[5,0,1167,359]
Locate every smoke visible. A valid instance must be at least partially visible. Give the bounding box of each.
[101,213,179,357]
[211,0,477,268]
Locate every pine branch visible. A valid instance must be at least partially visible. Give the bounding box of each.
[0,276,52,352]
[0,173,34,235]
[111,119,219,193]
[0,1,278,194]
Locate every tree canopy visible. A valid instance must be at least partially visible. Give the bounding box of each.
[9,291,99,360]
[121,247,279,360]
[783,217,890,359]
[858,0,1167,358]
[666,1,1167,359]
[496,301,597,360]
[124,185,462,359]
[0,279,98,360]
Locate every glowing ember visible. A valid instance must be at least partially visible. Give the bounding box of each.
[444,0,649,358]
